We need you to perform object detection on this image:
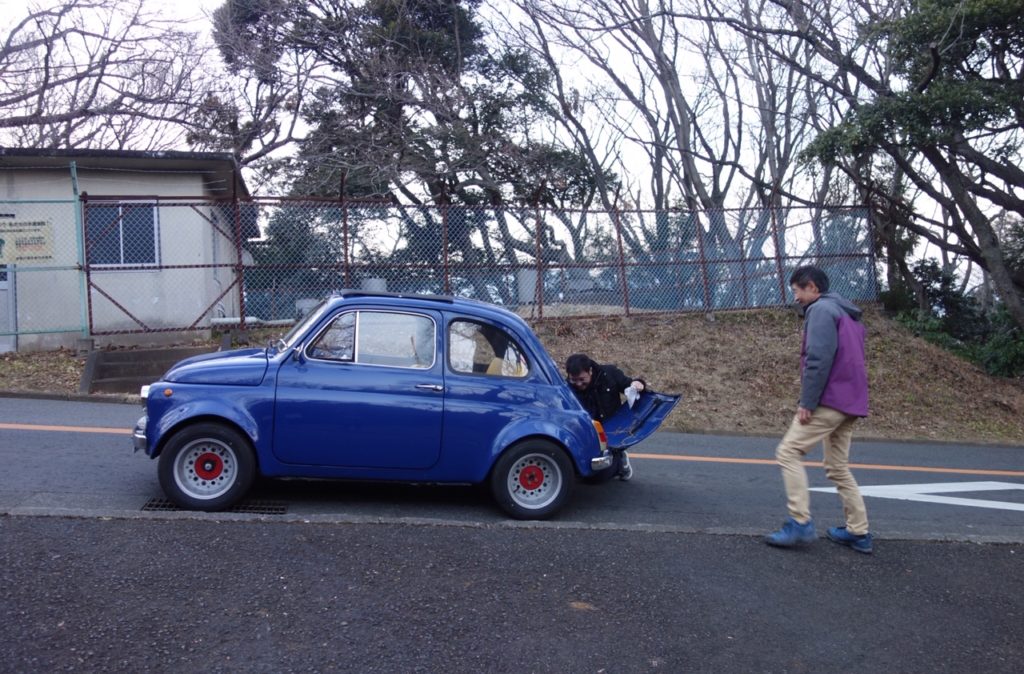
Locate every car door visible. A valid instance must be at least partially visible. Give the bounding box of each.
[271,308,444,469]
[439,317,556,474]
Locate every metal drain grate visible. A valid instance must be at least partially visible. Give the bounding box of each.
[141,497,288,515]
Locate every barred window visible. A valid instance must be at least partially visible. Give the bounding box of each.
[86,203,158,265]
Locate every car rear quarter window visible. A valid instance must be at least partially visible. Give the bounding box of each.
[448,319,529,377]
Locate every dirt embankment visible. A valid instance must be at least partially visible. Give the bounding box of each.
[2,304,1022,445]
[534,305,1024,445]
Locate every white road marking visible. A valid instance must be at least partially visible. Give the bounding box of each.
[810,481,1024,512]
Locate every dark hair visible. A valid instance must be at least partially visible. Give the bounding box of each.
[789,265,830,292]
[565,353,594,375]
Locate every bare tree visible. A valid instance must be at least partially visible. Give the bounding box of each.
[0,0,218,150]
[496,0,851,311]
[709,0,1024,327]
[186,44,319,190]
[498,0,831,208]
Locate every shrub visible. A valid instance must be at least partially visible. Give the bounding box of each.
[887,259,1024,378]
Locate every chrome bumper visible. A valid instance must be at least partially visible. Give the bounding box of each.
[132,415,147,452]
[590,453,613,471]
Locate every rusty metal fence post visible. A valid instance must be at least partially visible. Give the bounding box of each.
[442,203,451,295]
[613,207,631,316]
[769,206,787,305]
[693,212,711,311]
[232,197,248,329]
[534,202,544,318]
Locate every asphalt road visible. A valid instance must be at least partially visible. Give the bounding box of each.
[1,396,1022,672]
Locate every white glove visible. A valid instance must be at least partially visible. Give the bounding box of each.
[625,384,639,408]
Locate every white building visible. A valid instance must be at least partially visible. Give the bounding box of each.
[0,148,255,352]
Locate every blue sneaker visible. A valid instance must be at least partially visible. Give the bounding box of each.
[827,526,873,554]
[765,517,816,547]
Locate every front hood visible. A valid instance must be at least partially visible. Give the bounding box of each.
[163,348,269,386]
[602,392,682,449]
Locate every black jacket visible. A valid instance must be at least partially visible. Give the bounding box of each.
[570,363,643,421]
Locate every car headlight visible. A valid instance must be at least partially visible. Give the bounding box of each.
[140,385,150,403]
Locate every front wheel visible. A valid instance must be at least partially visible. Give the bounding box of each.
[490,440,574,520]
[158,422,256,511]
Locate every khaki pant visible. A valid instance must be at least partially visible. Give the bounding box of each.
[775,405,869,535]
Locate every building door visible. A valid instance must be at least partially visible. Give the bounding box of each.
[0,266,14,353]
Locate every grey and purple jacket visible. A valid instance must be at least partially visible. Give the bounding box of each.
[798,293,869,417]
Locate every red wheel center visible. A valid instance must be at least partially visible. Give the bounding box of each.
[518,465,545,490]
[194,452,224,480]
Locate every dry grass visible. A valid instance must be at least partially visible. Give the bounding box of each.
[0,348,86,395]
[532,305,1024,445]
[1,304,1022,444]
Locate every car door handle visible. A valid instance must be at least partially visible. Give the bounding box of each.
[415,384,444,392]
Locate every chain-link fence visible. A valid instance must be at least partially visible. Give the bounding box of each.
[238,199,876,322]
[0,196,875,349]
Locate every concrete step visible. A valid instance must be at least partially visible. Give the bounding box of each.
[89,376,163,395]
[80,346,217,394]
[94,346,214,364]
[94,361,182,379]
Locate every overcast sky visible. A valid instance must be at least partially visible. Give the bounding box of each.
[160,0,222,24]
[0,0,223,27]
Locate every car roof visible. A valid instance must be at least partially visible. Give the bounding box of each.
[327,291,526,326]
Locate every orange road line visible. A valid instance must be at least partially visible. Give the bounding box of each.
[0,422,130,435]
[2,423,1021,478]
[628,452,1024,478]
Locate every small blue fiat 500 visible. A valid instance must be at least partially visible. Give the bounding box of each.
[134,292,679,519]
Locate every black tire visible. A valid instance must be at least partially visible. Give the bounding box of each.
[490,439,574,520]
[157,422,257,512]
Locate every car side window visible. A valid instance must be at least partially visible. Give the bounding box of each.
[309,312,355,362]
[356,311,435,369]
[448,320,529,377]
[308,311,434,368]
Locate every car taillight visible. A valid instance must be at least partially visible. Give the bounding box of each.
[592,420,607,451]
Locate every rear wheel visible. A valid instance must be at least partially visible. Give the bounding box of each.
[158,422,256,511]
[490,440,574,520]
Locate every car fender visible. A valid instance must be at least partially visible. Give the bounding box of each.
[148,396,262,458]
[487,414,599,477]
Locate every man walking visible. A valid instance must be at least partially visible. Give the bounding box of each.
[765,265,874,553]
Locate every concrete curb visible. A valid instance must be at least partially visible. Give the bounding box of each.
[0,389,136,404]
[3,508,1022,544]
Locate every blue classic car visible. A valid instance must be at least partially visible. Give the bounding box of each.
[133,292,679,519]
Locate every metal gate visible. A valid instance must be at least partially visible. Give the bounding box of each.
[0,265,14,352]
